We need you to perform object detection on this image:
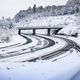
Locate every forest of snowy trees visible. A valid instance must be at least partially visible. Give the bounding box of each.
[0,17,18,43]
[14,0,80,22]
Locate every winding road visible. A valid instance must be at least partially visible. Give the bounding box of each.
[0,34,80,62]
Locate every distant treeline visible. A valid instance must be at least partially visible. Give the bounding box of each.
[14,0,80,22]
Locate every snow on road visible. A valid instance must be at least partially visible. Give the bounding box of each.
[0,35,38,54]
[0,35,67,63]
[0,34,80,80]
[0,49,80,80]
[0,35,27,48]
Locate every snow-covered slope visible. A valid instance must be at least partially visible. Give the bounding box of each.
[58,13,80,35]
[16,13,80,36]
[66,0,80,7]
[16,14,76,27]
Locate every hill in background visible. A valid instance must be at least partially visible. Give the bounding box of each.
[14,0,80,22]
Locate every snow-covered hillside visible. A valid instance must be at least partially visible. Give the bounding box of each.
[58,13,80,36]
[15,0,80,36]
[16,14,76,27]
[16,13,80,36]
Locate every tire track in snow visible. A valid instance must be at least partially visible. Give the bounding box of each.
[0,34,53,61]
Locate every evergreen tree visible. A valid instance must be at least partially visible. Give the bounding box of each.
[33,4,36,13]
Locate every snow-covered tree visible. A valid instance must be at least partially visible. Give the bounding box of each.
[0,17,18,43]
[33,4,36,13]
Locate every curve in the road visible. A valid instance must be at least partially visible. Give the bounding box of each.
[1,35,66,62]
[0,34,32,50]
[0,34,55,60]
[0,34,80,63]
[24,35,80,62]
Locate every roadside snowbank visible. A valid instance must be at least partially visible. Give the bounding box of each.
[0,35,27,48]
[0,49,80,80]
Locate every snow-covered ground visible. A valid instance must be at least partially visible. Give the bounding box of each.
[0,35,67,63]
[56,34,80,47]
[68,35,80,47]
[0,12,80,80]
[0,35,38,54]
[0,49,80,80]
[0,34,80,80]
[0,35,26,48]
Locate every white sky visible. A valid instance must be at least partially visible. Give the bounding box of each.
[0,0,68,19]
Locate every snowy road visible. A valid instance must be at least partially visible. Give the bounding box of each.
[23,35,80,62]
[0,34,79,62]
[0,34,80,80]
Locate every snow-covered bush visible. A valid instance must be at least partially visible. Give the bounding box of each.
[58,23,78,37]
[0,18,18,43]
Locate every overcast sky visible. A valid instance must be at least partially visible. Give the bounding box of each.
[0,0,68,19]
